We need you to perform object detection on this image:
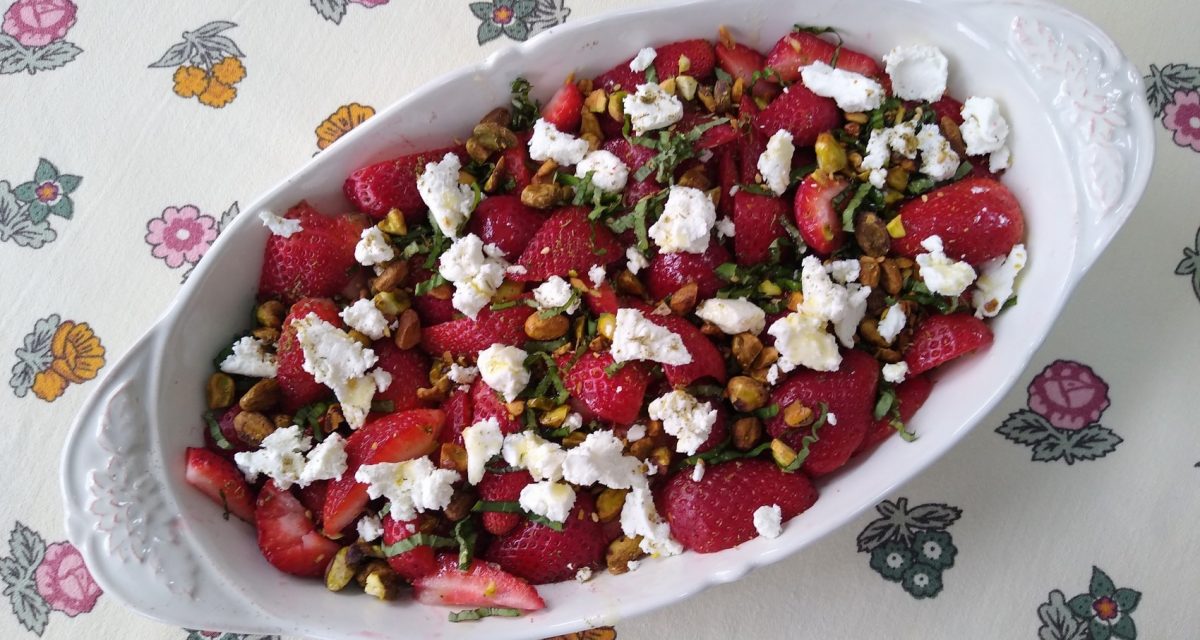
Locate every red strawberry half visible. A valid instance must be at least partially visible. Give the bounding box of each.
[255,481,342,577]
[276,298,341,412]
[541,82,584,133]
[627,303,727,386]
[766,349,880,476]
[857,375,934,454]
[343,146,462,221]
[732,191,787,265]
[258,203,364,305]
[371,340,431,412]
[185,447,255,523]
[478,470,534,536]
[466,195,545,262]
[645,240,731,301]
[484,493,606,584]
[514,206,623,281]
[594,39,716,90]
[470,378,524,436]
[414,555,545,611]
[439,387,474,446]
[752,83,841,146]
[904,313,994,376]
[659,459,818,553]
[764,30,882,83]
[562,351,651,426]
[382,515,438,580]
[420,304,534,358]
[892,177,1025,265]
[793,173,850,256]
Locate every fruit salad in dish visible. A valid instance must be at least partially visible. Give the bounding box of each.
[185,25,1026,622]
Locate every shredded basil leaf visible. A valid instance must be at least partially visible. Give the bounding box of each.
[782,403,828,472]
[840,182,874,232]
[204,411,233,450]
[873,386,897,421]
[509,77,539,131]
[470,501,564,531]
[382,533,457,557]
[754,403,780,419]
[453,518,477,570]
[448,607,523,623]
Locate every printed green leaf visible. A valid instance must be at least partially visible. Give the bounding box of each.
[0,188,56,249]
[218,202,240,232]
[477,20,504,44]
[1089,566,1116,598]
[905,503,961,530]
[470,3,495,20]
[1037,590,1089,640]
[12,182,36,203]
[1062,425,1123,464]
[0,557,20,587]
[33,159,57,184]
[204,35,245,59]
[56,174,81,194]
[1090,619,1112,640]
[149,41,192,68]
[192,21,238,38]
[9,523,46,572]
[25,201,49,224]
[8,582,49,635]
[855,516,900,552]
[49,197,73,220]
[1066,593,1094,619]
[311,0,349,23]
[995,409,1055,446]
[1030,428,1072,462]
[1112,587,1141,612]
[1110,615,1136,639]
[27,40,81,73]
[513,0,537,16]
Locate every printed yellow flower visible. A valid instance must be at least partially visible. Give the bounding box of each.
[211,56,246,85]
[198,79,237,108]
[29,321,105,402]
[316,103,376,150]
[173,66,209,98]
[31,370,68,402]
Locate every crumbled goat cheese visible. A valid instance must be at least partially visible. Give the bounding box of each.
[340,298,389,341]
[477,344,530,402]
[561,430,644,489]
[915,235,977,297]
[234,426,347,490]
[916,124,961,181]
[355,458,460,521]
[462,417,504,485]
[877,303,907,344]
[588,264,607,288]
[716,217,736,238]
[623,83,684,135]
[356,513,383,542]
[219,336,277,378]
[625,423,646,442]
[610,308,692,366]
[800,61,885,112]
[972,244,1026,318]
[529,118,590,166]
[502,431,567,482]
[447,363,479,386]
[354,226,395,266]
[629,47,657,72]
[626,246,649,274]
[827,259,860,284]
[769,311,841,373]
[757,129,795,196]
[649,185,717,254]
[883,45,949,102]
[292,314,380,429]
[648,390,717,456]
[882,361,909,384]
[259,210,302,237]
[533,275,580,314]
[695,298,766,335]
[519,481,577,523]
[960,97,1010,158]
[753,504,783,539]
[417,152,475,237]
[621,484,683,557]
[691,460,706,482]
[438,233,508,319]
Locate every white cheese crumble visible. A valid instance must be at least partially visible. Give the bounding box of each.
[355,458,460,521]
[629,47,657,72]
[519,481,576,523]
[915,235,977,297]
[883,45,948,102]
[620,484,683,558]
[769,311,841,373]
[757,129,795,196]
[529,118,590,166]
[916,124,961,182]
[477,344,530,402]
[561,430,644,489]
[623,83,684,135]
[234,426,347,490]
[800,255,848,321]
[882,361,909,384]
[827,412,839,426]
[417,152,475,238]
[462,417,504,485]
[799,61,884,112]
[753,504,783,539]
[502,431,566,482]
[292,313,380,430]
[533,275,580,314]
[833,283,871,349]
[447,363,479,386]
[691,459,706,482]
[960,97,1011,173]
[298,433,349,486]
[354,226,395,266]
[972,244,1026,318]
[827,259,861,284]
[648,185,716,254]
[340,298,389,341]
[862,128,892,189]
[588,264,607,288]
[715,217,736,238]
[219,336,277,378]
[356,513,383,542]
[648,389,717,456]
[878,302,908,344]
[563,412,584,432]
[438,233,509,320]
[575,566,594,582]
[695,297,766,335]
[259,210,302,238]
[610,308,692,366]
[625,423,646,442]
[626,246,649,274]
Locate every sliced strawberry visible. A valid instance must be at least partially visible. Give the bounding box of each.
[409,260,459,326]
[382,515,438,580]
[562,351,651,426]
[677,111,740,151]
[752,83,841,146]
[602,137,658,175]
[584,281,620,315]
[764,30,882,83]
[204,405,252,456]
[732,191,787,265]
[484,493,606,584]
[258,203,365,305]
[904,313,994,376]
[716,146,739,218]
[321,409,444,535]
[738,128,768,183]
[624,177,665,208]
[716,41,765,83]
[185,447,255,522]
[420,304,534,358]
[470,378,524,436]
[276,298,341,412]
[766,349,880,476]
[371,340,431,412]
[343,146,463,221]
[594,39,716,90]
[297,480,328,519]
[930,96,964,125]
[645,239,731,302]
[857,375,934,454]
[659,459,818,553]
[413,555,545,611]
[255,481,341,577]
[627,302,727,386]
[513,206,622,281]
[695,406,729,454]
[793,173,850,256]
[500,140,535,193]
[541,82,584,133]
[439,387,474,445]
[892,177,1025,265]
[478,471,534,536]
[466,195,545,262]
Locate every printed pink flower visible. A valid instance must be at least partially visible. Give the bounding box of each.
[34,542,101,617]
[1163,90,1200,152]
[348,0,388,6]
[1027,360,1110,430]
[145,205,218,269]
[2,0,77,47]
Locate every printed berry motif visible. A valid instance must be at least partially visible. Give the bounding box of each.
[308,0,390,25]
[995,360,1122,464]
[1144,63,1200,152]
[145,203,238,282]
[149,21,247,109]
[856,498,961,599]
[1175,226,1200,305]
[470,0,570,45]
[1,158,81,249]
[0,522,102,635]
[183,631,278,640]
[315,102,376,151]
[1037,567,1141,640]
[8,313,106,402]
[0,0,82,75]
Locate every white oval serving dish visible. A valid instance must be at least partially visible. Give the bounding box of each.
[60,0,1153,637]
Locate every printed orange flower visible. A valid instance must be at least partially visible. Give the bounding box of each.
[28,320,105,402]
[173,66,208,98]
[198,79,237,108]
[211,56,246,85]
[316,102,376,150]
[31,370,68,402]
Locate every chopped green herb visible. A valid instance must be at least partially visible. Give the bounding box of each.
[559,171,625,221]
[714,67,733,85]
[631,119,728,184]
[754,403,780,419]
[604,360,627,377]
[644,63,658,85]
[524,351,570,404]
[952,160,974,181]
[735,182,776,197]
[453,518,477,570]
[382,533,457,557]
[782,403,828,472]
[840,182,874,232]
[448,607,523,623]
[204,411,233,450]
[509,77,539,131]
[677,440,772,468]
[470,500,564,531]
[414,273,448,296]
[792,25,843,67]
[490,299,519,311]
[525,337,570,353]
[370,399,395,414]
[907,175,936,195]
[526,513,565,531]
[873,386,897,421]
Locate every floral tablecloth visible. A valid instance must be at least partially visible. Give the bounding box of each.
[2,1,1198,639]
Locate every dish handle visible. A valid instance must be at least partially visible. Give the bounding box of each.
[961,0,1156,276]
[60,330,271,630]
